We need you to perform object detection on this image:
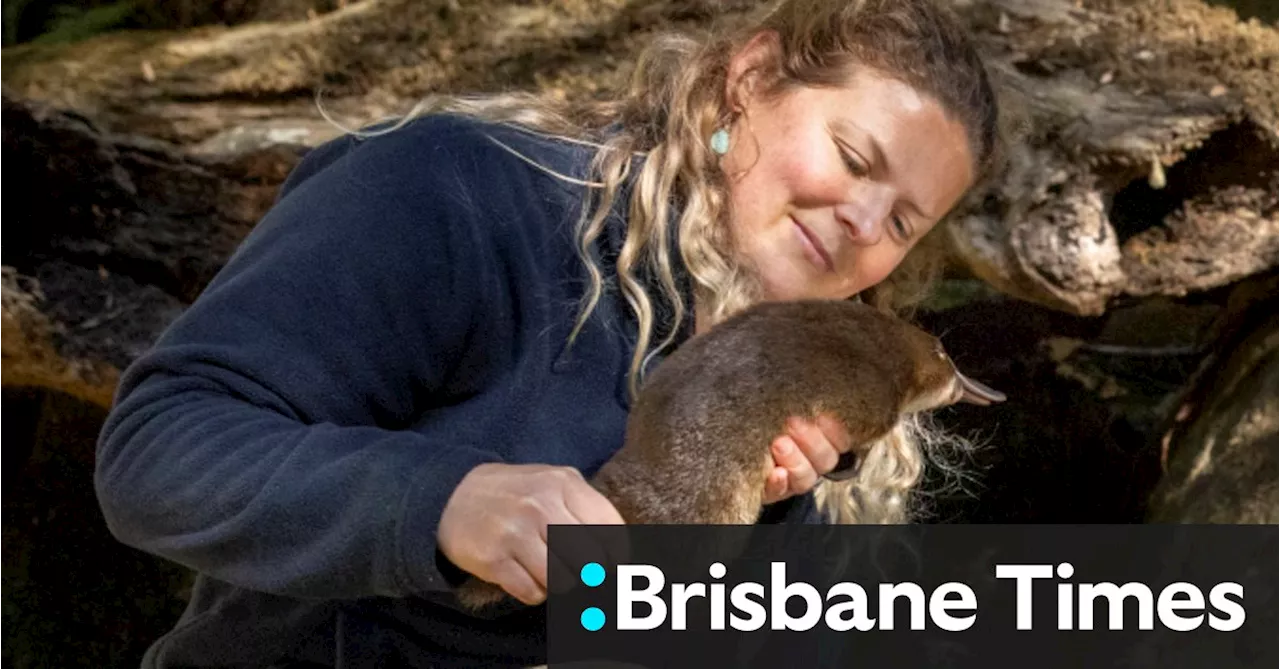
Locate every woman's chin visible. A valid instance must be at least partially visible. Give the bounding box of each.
[757,263,827,302]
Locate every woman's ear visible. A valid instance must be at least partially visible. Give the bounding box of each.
[724,30,783,112]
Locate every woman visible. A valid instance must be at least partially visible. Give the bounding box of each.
[94,0,998,666]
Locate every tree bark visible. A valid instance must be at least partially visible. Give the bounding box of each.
[948,0,1277,316]
[1145,276,1278,523]
[2,0,1269,321]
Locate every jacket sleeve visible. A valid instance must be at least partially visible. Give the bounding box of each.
[94,127,511,601]
[760,493,827,525]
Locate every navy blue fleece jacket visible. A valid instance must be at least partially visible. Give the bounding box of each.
[94,113,822,668]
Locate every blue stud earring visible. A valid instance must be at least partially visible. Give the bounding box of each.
[709,128,731,155]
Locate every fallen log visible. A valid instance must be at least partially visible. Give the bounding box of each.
[1146,276,1278,523]
[949,0,1277,316]
[2,0,1273,313]
[1,93,304,407]
[2,0,1276,404]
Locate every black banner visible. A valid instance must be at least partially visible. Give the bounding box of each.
[546,524,1277,668]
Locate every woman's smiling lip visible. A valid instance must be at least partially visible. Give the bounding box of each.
[791,215,835,273]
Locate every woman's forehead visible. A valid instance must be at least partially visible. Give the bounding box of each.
[814,73,976,220]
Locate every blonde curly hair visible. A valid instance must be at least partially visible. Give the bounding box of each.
[326,0,999,525]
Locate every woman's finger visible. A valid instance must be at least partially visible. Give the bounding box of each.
[562,473,626,526]
[772,434,817,496]
[762,464,789,503]
[514,535,551,595]
[788,417,840,476]
[814,413,851,455]
[494,557,547,606]
[560,481,630,571]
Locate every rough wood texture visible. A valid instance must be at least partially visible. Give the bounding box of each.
[949,0,1277,316]
[1,93,303,406]
[0,0,1269,324]
[1146,277,1278,523]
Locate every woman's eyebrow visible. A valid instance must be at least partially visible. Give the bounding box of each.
[834,118,888,173]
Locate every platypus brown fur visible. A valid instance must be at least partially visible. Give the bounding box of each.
[456,298,1004,609]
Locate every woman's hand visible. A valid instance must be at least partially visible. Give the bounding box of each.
[437,463,624,606]
[762,414,851,504]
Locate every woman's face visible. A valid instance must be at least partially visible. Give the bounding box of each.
[721,34,976,302]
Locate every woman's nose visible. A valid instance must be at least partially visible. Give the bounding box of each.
[834,187,893,246]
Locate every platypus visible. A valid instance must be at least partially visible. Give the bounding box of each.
[455,298,1004,609]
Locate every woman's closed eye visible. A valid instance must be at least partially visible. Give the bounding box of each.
[835,138,914,242]
[837,143,869,178]
[890,213,912,240]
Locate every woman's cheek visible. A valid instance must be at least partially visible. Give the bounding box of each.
[787,156,846,205]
